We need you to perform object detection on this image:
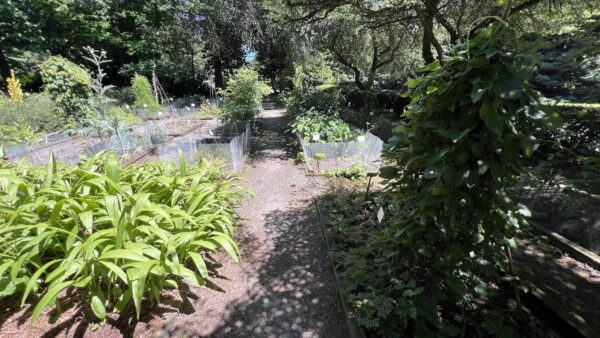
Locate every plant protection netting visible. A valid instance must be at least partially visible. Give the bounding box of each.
[5,131,153,165]
[298,131,383,174]
[157,121,251,173]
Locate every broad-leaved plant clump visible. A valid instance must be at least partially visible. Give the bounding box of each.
[0,152,248,322]
[340,22,547,336]
[40,56,93,121]
[290,109,354,143]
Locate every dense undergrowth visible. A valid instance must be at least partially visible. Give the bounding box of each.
[0,152,248,322]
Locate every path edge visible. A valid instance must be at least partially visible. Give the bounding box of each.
[314,197,367,338]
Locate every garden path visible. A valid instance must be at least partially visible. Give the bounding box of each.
[145,102,348,337]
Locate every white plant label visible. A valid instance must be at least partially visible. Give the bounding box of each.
[357,135,366,142]
[377,207,384,224]
[312,134,320,141]
[158,111,163,116]
[369,112,374,116]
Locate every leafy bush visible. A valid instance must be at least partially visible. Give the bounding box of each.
[340,87,408,113]
[199,104,221,118]
[285,86,341,117]
[340,23,546,336]
[0,123,40,145]
[39,56,93,121]
[132,75,160,110]
[219,68,270,123]
[0,152,248,322]
[0,93,63,133]
[290,109,354,143]
[106,87,136,106]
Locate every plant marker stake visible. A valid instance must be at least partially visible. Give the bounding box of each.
[364,172,375,201]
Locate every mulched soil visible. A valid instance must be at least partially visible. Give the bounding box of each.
[0,103,347,337]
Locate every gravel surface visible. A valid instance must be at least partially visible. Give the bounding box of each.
[0,103,348,338]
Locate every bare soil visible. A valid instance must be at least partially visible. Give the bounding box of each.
[0,103,347,337]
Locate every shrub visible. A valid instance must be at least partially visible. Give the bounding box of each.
[106,87,136,106]
[0,93,63,133]
[285,86,342,117]
[132,75,160,110]
[0,152,248,322]
[0,123,40,146]
[199,104,221,118]
[290,109,354,143]
[39,56,93,121]
[219,68,271,123]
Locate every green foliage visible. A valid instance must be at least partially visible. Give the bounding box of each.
[292,53,336,90]
[325,164,365,180]
[39,56,93,121]
[0,152,248,322]
[285,86,342,117]
[199,104,221,118]
[0,123,40,146]
[219,68,271,123]
[290,109,354,143]
[342,23,546,335]
[131,75,160,110]
[106,87,136,106]
[0,93,63,132]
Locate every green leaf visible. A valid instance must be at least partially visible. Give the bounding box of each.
[91,292,107,320]
[479,100,504,136]
[188,252,208,278]
[31,281,74,322]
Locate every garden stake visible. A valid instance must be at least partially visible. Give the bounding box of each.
[365,172,375,201]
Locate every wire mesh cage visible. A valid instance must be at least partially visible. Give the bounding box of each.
[6,131,153,165]
[298,131,383,174]
[156,121,251,173]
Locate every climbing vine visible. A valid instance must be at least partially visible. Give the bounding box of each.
[342,22,548,336]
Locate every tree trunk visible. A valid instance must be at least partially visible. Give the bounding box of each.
[213,55,224,89]
[0,47,11,82]
[420,8,436,64]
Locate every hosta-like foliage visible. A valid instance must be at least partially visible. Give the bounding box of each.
[290,109,354,143]
[0,152,248,322]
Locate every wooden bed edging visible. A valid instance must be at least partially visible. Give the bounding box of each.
[314,197,367,338]
[530,224,600,272]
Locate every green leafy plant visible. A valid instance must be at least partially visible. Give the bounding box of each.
[199,104,221,119]
[285,86,341,117]
[0,93,63,133]
[39,56,93,121]
[219,68,271,123]
[0,151,248,322]
[313,152,326,173]
[0,123,40,146]
[325,164,365,180]
[290,109,354,143]
[339,22,547,336]
[132,75,160,111]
